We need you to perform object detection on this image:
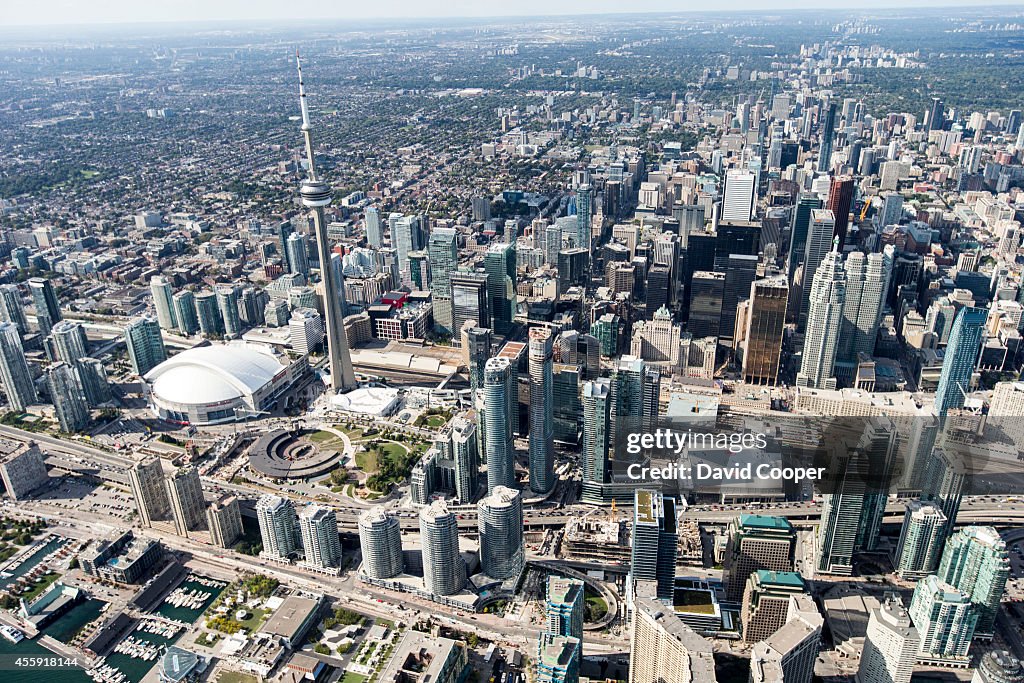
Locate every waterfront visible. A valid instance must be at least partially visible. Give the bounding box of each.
[0,597,105,683]
[0,537,68,590]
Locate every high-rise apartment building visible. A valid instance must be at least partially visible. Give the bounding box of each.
[581,379,611,485]
[166,466,206,538]
[483,356,516,493]
[857,593,919,683]
[0,322,37,412]
[419,500,466,596]
[528,327,555,494]
[46,361,89,433]
[28,277,61,337]
[150,275,179,332]
[207,495,243,548]
[908,574,977,663]
[129,456,171,527]
[546,576,584,642]
[937,526,1010,637]
[0,284,28,335]
[477,486,524,580]
[536,633,581,683]
[365,207,383,248]
[894,500,947,579]
[124,316,167,377]
[256,494,298,560]
[299,504,342,571]
[216,285,243,338]
[358,508,404,579]
[629,597,716,683]
[194,290,222,337]
[934,307,987,420]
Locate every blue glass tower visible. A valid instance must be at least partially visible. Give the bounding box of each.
[934,306,987,421]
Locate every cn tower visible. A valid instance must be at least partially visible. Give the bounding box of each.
[295,52,357,392]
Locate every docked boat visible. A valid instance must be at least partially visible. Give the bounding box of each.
[0,624,24,643]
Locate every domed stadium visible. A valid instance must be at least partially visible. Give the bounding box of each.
[144,342,305,425]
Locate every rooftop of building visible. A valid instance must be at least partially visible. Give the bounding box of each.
[739,514,793,532]
[753,570,805,589]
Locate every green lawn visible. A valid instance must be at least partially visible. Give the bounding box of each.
[342,673,367,683]
[584,595,608,622]
[421,414,447,428]
[673,589,716,615]
[236,607,270,632]
[378,442,409,459]
[218,672,259,683]
[21,572,61,602]
[355,449,378,471]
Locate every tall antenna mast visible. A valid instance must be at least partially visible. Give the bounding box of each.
[296,50,318,182]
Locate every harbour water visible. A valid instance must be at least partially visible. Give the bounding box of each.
[0,537,68,591]
[0,574,224,683]
[0,597,104,683]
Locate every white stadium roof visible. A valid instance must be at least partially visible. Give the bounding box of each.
[146,342,285,405]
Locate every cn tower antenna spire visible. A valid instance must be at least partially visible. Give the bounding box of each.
[296,50,318,183]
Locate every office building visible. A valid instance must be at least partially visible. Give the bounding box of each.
[166,466,206,538]
[0,322,37,412]
[723,515,796,602]
[797,242,846,390]
[358,508,404,579]
[749,594,823,683]
[741,571,808,643]
[631,489,678,600]
[552,363,581,446]
[788,194,823,280]
[926,96,944,133]
[0,284,28,335]
[257,494,299,560]
[536,633,581,683]
[908,574,977,663]
[46,361,90,433]
[722,169,756,222]
[419,500,466,596]
[289,308,324,355]
[546,576,584,642]
[826,176,855,248]
[629,597,716,683]
[934,307,987,420]
[194,290,223,337]
[528,327,555,494]
[150,275,178,332]
[477,486,524,580]
[742,277,788,385]
[839,247,894,363]
[125,316,166,377]
[938,526,1010,636]
[0,440,49,501]
[28,277,61,337]
[857,593,919,683]
[818,102,837,171]
[894,500,947,579]
[485,243,517,334]
[799,209,836,329]
[299,504,342,570]
[581,379,611,484]
[688,270,725,338]
[206,495,243,548]
[721,254,759,342]
[451,271,489,336]
[428,228,459,334]
[483,356,516,493]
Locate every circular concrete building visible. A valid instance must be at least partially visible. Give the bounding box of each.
[145,342,302,425]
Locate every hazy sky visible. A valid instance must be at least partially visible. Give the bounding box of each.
[5,0,1024,26]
